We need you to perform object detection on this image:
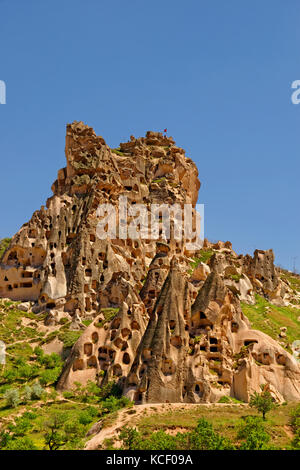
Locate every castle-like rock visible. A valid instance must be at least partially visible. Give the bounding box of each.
[0,122,299,404]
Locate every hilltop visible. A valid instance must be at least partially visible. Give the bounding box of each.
[0,122,299,449]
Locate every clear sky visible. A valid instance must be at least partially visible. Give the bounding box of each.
[0,0,299,270]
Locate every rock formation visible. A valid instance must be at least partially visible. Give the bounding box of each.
[0,121,299,404]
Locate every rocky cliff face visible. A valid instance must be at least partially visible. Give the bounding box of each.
[0,122,299,404]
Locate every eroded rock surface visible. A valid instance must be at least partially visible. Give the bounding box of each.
[1,122,299,403]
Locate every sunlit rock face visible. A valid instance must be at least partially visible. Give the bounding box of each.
[1,121,300,403]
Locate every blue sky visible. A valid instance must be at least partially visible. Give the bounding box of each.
[0,0,299,270]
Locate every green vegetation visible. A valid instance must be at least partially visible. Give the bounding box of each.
[100,308,119,322]
[57,330,82,349]
[249,388,276,420]
[140,403,295,448]
[0,300,45,345]
[193,335,202,344]
[188,249,214,274]
[290,404,300,449]
[241,294,300,348]
[229,273,242,282]
[280,269,300,294]
[106,411,295,450]
[0,377,133,450]
[237,416,271,450]
[0,402,98,450]
[111,148,125,156]
[152,177,166,184]
[218,396,242,404]
[0,238,11,260]
[94,308,119,328]
[4,388,20,408]
[117,417,234,450]
[103,402,299,450]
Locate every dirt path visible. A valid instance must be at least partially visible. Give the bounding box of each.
[84,402,248,450]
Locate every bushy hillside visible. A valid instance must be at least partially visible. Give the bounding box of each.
[0,238,11,260]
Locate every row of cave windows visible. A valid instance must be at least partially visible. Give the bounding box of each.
[7,251,44,265]
[83,324,141,356]
[6,282,33,291]
[3,270,35,281]
[72,352,131,372]
[29,201,89,241]
[3,269,37,290]
[134,381,229,403]
[73,353,174,378]
[75,337,266,382]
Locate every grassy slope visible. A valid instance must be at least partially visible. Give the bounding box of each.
[0,238,11,260]
[241,294,300,349]
[100,404,297,449]
[0,300,131,450]
[131,403,296,450]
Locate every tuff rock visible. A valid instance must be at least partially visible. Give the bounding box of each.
[0,121,299,403]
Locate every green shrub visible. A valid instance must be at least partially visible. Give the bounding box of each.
[63,391,75,399]
[39,367,61,386]
[237,416,271,450]
[24,385,33,402]
[8,416,33,437]
[4,388,20,408]
[58,331,82,348]
[0,238,11,259]
[194,335,202,344]
[5,436,37,450]
[37,352,63,369]
[101,396,132,415]
[86,406,98,417]
[96,381,122,400]
[17,363,39,380]
[290,404,300,449]
[118,418,233,451]
[23,382,43,401]
[218,396,231,403]
[31,382,43,399]
[78,411,93,425]
[190,250,214,269]
[3,369,18,383]
[218,395,242,404]
[188,418,234,450]
[111,148,124,156]
[22,411,38,420]
[249,388,276,420]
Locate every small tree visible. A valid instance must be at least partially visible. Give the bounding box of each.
[249,387,275,420]
[43,416,67,450]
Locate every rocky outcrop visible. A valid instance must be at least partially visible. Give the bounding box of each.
[0,122,200,314]
[1,122,299,403]
[232,329,300,402]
